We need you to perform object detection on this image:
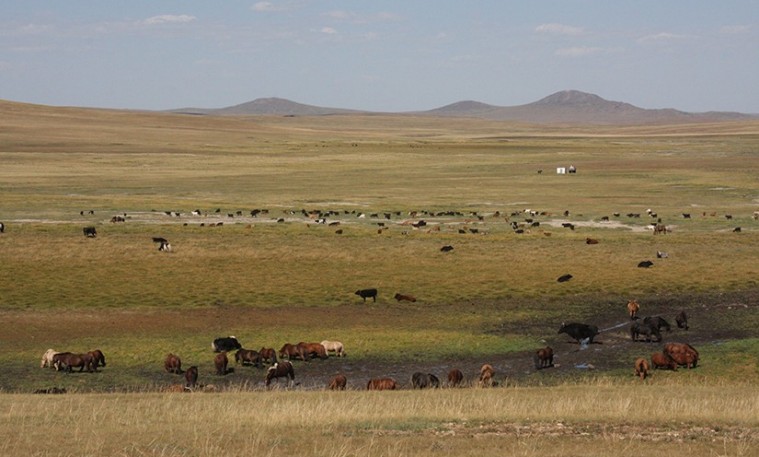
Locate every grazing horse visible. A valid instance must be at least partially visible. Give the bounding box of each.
[87,349,106,369]
[479,364,495,387]
[627,299,640,320]
[164,353,182,374]
[643,316,671,332]
[235,349,261,367]
[259,347,277,364]
[393,293,417,302]
[630,321,661,343]
[40,349,60,368]
[664,343,699,369]
[653,223,667,235]
[447,368,464,387]
[53,352,94,373]
[320,340,346,357]
[185,366,198,389]
[83,226,97,237]
[265,361,295,387]
[675,311,689,330]
[279,343,306,361]
[296,342,328,360]
[411,372,440,389]
[585,237,599,245]
[651,352,677,371]
[367,377,399,390]
[214,352,229,375]
[534,346,554,369]
[328,374,347,391]
[634,358,650,380]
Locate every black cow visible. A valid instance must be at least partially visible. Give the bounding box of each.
[630,321,662,342]
[83,226,97,237]
[637,260,654,268]
[643,316,671,332]
[411,372,440,389]
[212,336,242,352]
[557,274,573,283]
[355,288,377,302]
[440,245,454,252]
[558,322,599,344]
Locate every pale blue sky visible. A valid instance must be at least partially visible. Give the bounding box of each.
[1,1,757,112]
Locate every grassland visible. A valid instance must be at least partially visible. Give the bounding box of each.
[1,100,758,455]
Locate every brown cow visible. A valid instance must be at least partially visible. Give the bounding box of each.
[393,293,417,302]
[328,374,347,391]
[651,352,677,371]
[534,346,554,369]
[627,299,640,320]
[185,366,198,389]
[479,364,495,387]
[634,358,650,380]
[664,343,699,369]
[367,377,399,390]
[214,352,229,375]
[447,368,464,387]
[164,353,182,374]
[296,342,328,360]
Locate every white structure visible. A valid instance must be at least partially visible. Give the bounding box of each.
[556,167,566,174]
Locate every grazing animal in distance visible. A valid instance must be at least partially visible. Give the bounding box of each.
[40,349,60,368]
[164,353,182,374]
[354,288,378,302]
[185,366,198,389]
[664,343,699,369]
[265,361,295,387]
[88,349,106,369]
[627,299,640,320]
[534,346,554,369]
[733,227,741,233]
[558,322,599,344]
[152,237,171,251]
[320,340,346,357]
[585,237,599,245]
[675,311,689,330]
[258,347,277,364]
[52,352,95,373]
[234,348,261,367]
[653,223,667,235]
[643,316,671,332]
[296,342,329,360]
[557,274,573,283]
[440,245,454,252]
[630,321,661,343]
[656,250,668,258]
[0,221,4,233]
[279,343,306,361]
[447,368,464,387]
[83,226,97,237]
[328,374,347,390]
[393,293,417,302]
[637,260,654,268]
[367,377,398,391]
[479,364,496,387]
[212,336,242,353]
[651,352,677,371]
[634,358,650,380]
[214,352,229,375]
[411,372,440,389]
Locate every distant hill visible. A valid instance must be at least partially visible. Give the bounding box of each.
[172,90,756,125]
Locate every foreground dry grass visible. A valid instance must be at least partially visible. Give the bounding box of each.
[2,384,756,457]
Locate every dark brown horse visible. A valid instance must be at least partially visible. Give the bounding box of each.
[367,377,398,390]
[164,353,182,374]
[185,366,198,389]
[88,349,106,369]
[214,352,229,375]
[265,361,295,387]
[296,342,328,360]
[328,374,347,390]
[651,352,677,371]
[675,310,689,330]
[533,346,554,369]
[447,368,464,387]
[259,347,277,364]
[52,352,94,373]
[279,343,306,361]
[634,357,650,380]
[234,349,261,367]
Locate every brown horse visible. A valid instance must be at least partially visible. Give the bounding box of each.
[634,358,650,380]
[265,361,295,387]
[279,343,306,361]
[627,299,640,320]
[297,342,328,360]
[258,347,277,364]
[479,364,495,387]
[234,349,261,367]
[214,352,229,375]
[367,377,398,390]
[664,343,699,369]
[164,353,182,374]
[653,223,668,235]
[88,349,106,369]
[52,352,94,373]
[651,352,677,371]
[533,346,554,369]
[447,368,464,387]
[328,374,347,391]
[675,310,689,330]
[185,366,198,389]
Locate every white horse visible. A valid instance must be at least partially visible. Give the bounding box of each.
[40,349,59,368]
[320,340,346,357]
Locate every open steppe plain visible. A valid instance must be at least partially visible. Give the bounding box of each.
[0,100,758,456]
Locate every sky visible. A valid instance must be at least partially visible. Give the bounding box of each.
[1,1,757,113]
